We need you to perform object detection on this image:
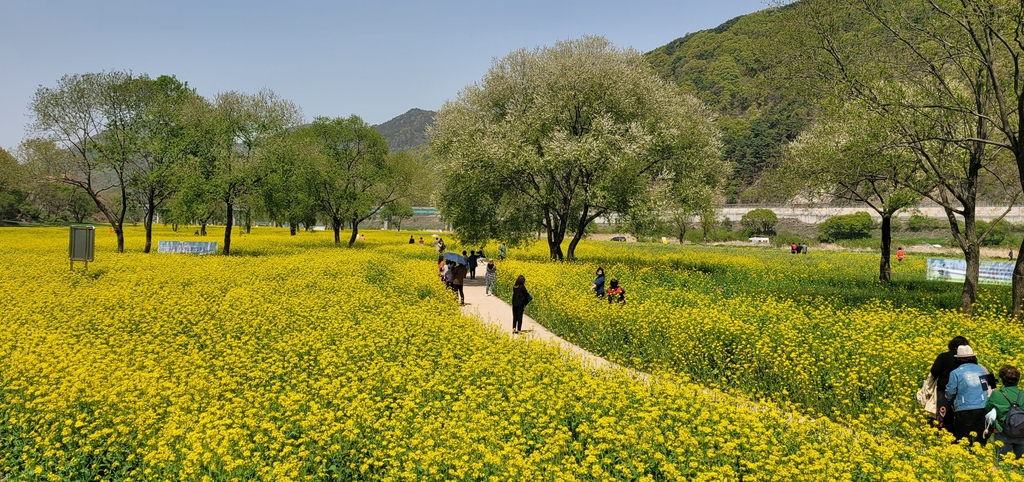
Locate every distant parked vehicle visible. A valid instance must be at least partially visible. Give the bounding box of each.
[610,236,627,242]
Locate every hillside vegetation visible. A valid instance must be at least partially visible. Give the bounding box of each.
[645,3,815,202]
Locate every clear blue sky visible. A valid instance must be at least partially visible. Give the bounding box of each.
[0,0,769,151]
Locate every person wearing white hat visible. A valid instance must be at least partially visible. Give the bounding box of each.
[945,345,996,446]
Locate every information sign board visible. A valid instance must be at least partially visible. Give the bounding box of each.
[68,225,95,270]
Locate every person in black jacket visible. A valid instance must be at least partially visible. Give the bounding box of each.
[931,336,970,432]
[511,275,531,334]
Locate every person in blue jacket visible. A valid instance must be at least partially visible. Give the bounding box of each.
[946,345,996,446]
[590,267,606,298]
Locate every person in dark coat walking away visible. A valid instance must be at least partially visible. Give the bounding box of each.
[931,336,970,432]
[511,275,531,334]
[590,267,606,297]
[984,365,1024,461]
[945,344,995,446]
[451,262,467,305]
[409,235,415,244]
[467,250,479,280]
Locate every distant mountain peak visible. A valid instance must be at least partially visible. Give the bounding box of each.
[373,108,436,152]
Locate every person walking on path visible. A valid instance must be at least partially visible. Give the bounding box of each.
[932,336,970,432]
[451,262,468,305]
[590,267,606,298]
[511,275,531,334]
[484,260,497,296]
[499,243,507,261]
[946,345,996,446]
[468,250,479,280]
[984,365,1024,461]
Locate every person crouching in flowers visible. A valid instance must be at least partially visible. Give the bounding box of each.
[607,278,625,305]
[984,365,1024,461]
[485,259,497,296]
[945,345,996,446]
[511,275,531,334]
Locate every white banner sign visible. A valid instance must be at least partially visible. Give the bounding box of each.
[926,258,1013,285]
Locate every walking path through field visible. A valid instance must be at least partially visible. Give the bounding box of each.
[457,267,618,371]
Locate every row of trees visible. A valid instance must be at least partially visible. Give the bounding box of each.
[13,72,414,254]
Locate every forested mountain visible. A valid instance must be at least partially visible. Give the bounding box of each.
[373,108,436,152]
[645,3,813,203]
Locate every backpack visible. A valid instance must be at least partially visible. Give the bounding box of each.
[999,389,1024,437]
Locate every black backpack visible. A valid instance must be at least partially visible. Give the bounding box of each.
[999,389,1024,437]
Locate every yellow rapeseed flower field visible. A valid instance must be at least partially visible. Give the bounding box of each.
[0,226,1021,480]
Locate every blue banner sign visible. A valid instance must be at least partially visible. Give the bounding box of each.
[158,241,218,255]
[926,258,1013,285]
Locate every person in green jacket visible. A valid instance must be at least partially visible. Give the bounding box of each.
[985,365,1024,461]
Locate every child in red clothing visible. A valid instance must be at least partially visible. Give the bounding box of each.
[607,278,625,305]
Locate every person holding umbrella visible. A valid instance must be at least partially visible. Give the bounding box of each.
[451,260,467,305]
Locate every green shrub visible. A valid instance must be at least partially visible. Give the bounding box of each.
[977,219,1010,246]
[740,208,778,236]
[817,212,876,243]
[905,214,945,232]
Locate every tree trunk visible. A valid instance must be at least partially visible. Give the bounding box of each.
[245,207,252,234]
[332,216,342,244]
[566,205,593,261]
[171,223,178,232]
[223,201,233,255]
[115,226,125,253]
[200,222,207,236]
[289,223,297,236]
[348,216,359,248]
[143,201,156,254]
[879,215,892,283]
[547,228,565,260]
[1013,237,1024,318]
[961,243,979,315]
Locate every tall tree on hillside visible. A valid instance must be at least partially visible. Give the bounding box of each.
[29,72,150,252]
[431,36,722,260]
[188,89,302,254]
[788,0,1022,314]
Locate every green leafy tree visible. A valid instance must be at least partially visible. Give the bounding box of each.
[381,201,414,231]
[431,36,722,260]
[29,72,152,252]
[302,116,414,246]
[775,102,919,282]
[186,89,302,254]
[740,208,778,236]
[0,147,32,222]
[130,75,198,252]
